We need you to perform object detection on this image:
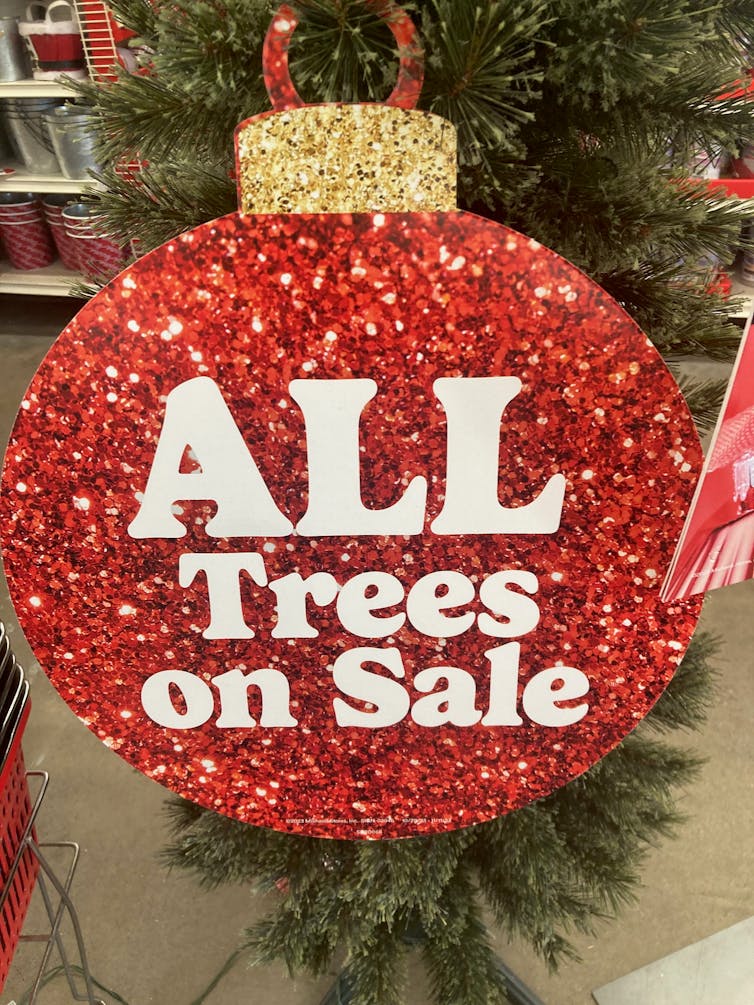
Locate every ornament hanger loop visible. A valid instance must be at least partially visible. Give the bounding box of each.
[264,2,424,112]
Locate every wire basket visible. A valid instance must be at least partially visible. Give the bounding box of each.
[0,701,37,993]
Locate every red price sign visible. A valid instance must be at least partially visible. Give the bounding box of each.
[1,211,702,837]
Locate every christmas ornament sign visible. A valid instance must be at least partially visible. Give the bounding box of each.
[0,4,703,838]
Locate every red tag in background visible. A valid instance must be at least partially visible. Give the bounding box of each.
[0,211,702,838]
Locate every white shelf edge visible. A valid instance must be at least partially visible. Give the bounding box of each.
[0,78,79,98]
[0,164,102,194]
[0,262,85,296]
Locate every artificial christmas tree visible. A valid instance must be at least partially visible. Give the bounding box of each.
[14,1,754,1003]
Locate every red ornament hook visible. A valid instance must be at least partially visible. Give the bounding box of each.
[263,1,424,112]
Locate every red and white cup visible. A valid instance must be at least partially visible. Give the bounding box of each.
[0,191,55,269]
[0,192,41,221]
[0,217,55,268]
[73,235,126,281]
[41,192,77,218]
[43,193,81,270]
[46,218,79,269]
[62,202,126,281]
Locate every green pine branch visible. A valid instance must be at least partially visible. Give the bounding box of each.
[421,872,512,1005]
[645,628,720,732]
[91,161,236,251]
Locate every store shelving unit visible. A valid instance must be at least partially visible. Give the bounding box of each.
[0,76,95,295]
[1,0,120,298]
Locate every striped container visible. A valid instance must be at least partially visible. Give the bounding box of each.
[0,192,55,269]
[62,201,125,280]
[43,193,81,270]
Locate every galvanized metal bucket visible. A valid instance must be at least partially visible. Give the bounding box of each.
[0,16,30,82]
[43,104,99,180]
[0,117,13,160]
[3,96,63,173]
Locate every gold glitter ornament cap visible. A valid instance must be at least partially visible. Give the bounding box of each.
[234,2,457,216]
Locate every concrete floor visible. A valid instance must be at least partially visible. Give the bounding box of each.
[0,294,752,1004]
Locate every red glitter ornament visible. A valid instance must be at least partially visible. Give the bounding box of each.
[0,4,702,840]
